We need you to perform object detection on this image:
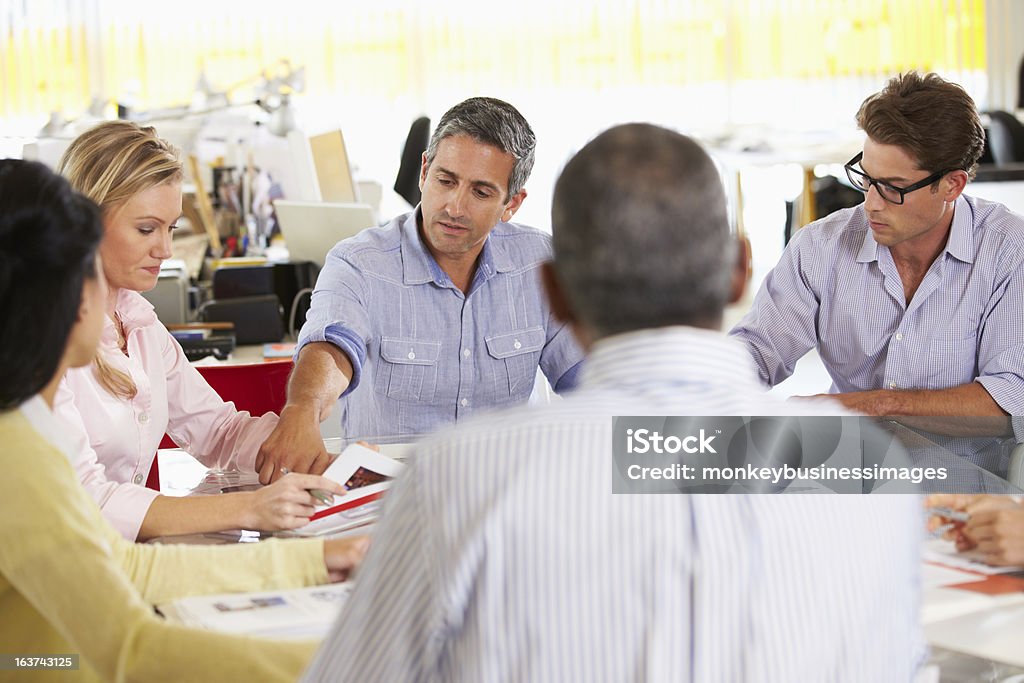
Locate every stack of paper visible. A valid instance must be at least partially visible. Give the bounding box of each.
[159,582,351,640]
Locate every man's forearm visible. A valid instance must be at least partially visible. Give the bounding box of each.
[820,381,1012,437]
[255,342,354,482]
[287,342,354,422]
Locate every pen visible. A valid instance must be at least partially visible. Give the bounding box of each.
[278,467,336,506]
[310,489,336,506]
[927,506,970,523]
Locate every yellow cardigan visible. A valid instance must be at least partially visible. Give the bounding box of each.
[0,398,328,683]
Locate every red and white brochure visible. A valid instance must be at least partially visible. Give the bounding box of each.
[290,443,406,536]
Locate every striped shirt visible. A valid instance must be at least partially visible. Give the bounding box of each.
[730,194,1024,470]
[302,327,923,683]
[297,210,583,439]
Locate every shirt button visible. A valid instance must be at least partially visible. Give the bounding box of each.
[460,398,469,407]
[133,474,144,485]
[407,351,416,360]
[138,412,149,424]
[513,339,522,350]
[889,382,897,389]
[895,333,903,341]
[462,349,471,358]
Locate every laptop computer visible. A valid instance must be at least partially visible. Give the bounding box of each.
[273,200,377,267]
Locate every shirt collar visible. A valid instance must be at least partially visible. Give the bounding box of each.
[581,325,766,395]
[100,289,157,349]
[945,195,975,264]
[399,207,507,287]
[856,195,975,265]
[19,394,78,464]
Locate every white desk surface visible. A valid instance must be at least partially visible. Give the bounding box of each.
[920,538,1024,670]
[926,603,1024,668]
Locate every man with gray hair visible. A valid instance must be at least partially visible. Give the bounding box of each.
[301,123,922,682]
[258,97,583,481]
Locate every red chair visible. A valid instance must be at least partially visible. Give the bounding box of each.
[148,360,293,490]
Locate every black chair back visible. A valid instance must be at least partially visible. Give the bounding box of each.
[985,111,1024,165]
[394,116,431,207]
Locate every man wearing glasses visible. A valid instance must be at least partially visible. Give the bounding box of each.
[731,71,1024,475]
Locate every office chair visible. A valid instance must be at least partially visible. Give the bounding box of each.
[394,116,430,207]
[984,111,1024,165]
[149,360,294,490]
[198,294,285,345]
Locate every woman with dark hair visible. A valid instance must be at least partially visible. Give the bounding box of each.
[0,160,366,683]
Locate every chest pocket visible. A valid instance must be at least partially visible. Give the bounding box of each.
[485,326,545,398]
[375,337,441,402]
[926,326,979,389]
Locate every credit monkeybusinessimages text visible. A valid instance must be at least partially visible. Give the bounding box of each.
[626,462,947,485]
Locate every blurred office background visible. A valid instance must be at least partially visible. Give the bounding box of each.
[2,0,1022,318]
[2,0,1022,395]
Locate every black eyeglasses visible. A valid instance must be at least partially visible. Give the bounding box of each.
[844,152,951,205]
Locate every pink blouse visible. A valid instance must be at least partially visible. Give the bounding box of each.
[55,290,278,540]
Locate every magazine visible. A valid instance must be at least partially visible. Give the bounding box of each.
[158,582,351,640]
[285,443,406,537]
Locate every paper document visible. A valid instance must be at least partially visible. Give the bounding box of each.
[287,443,406,537]
[158,582,351,640]
[922,539,1024,624]
[923,538,1023,576]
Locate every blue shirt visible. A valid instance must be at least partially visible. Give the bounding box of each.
[296,210,584,439]
[302,327,924,683]
[731,194,1024,470]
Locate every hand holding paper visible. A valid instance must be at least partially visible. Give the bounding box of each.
[288,443,406,536]
[244,473,346,531]
[926,494,1024,565]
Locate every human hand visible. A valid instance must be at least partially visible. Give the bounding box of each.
[323,535,371,582]
[964,505,1024,566]
[925,494,1021,553]
[925,494,975,547]
[241,473,345,531]
[255,405,334,484]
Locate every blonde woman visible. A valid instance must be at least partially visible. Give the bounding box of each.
[55,120,338,541]
[0,159,365,682]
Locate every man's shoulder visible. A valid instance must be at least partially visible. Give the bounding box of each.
[792,205,867,249]
[488,221,554,266]
[966,195,1024,249]
[411,396,608,468]
[326,215,405,266]
[413,388,853,461]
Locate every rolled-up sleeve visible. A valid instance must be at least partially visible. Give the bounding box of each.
[296,249,372,396]
[540,314,585,395]
[975,255,1024,419]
